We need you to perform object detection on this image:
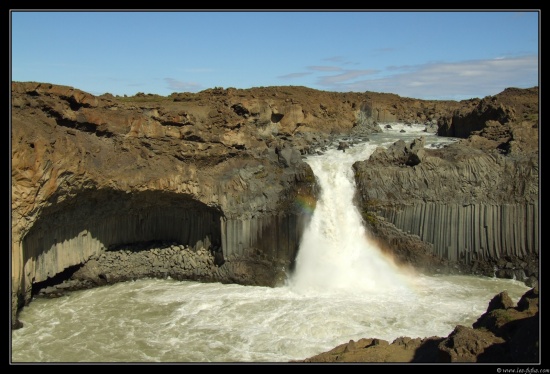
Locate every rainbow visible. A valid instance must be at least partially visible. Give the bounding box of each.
[294,194,316,216]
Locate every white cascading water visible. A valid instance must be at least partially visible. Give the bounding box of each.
[288,140,412,295]
[11,124,531,363]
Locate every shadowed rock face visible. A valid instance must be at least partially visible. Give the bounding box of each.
[352,87,538,278]
[21,190,222,283]
[11,82,538,339]
[354,141,539,263]
[437,87,539,145]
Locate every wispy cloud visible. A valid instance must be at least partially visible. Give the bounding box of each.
[278,72,313,79]
[316,69,380,85]
[321,56,360,66]
[323,56,345,62]
[307,66,343,72]
[276,55,537,100]
[336,55,538,100]
[164,78,202,92]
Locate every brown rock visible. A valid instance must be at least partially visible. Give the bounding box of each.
[11,81,539,355]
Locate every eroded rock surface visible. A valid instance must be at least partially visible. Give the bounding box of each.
[11,81,539,349]
[353,87,539,274]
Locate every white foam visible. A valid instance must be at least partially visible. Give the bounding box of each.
[11,277,529,362]
[12,125,523,363]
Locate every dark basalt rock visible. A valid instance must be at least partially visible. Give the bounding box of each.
[11,80,539,368]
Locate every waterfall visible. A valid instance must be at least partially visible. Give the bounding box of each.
[12,126,531,363]
[287,139,413,295]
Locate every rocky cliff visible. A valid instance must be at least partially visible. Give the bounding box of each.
[354,88,539,283]
[11,82,539,334]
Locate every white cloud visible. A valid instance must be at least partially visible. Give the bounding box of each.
[323,55,538,100]
[278,72,313,79]
[322,56,345,62]
[164,78,202,92]
[316,69,380,85]
[307,66,343,72]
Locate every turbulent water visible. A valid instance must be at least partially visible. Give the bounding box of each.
[11,124,531,363]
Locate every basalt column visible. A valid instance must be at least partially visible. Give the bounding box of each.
[19,189,222,303]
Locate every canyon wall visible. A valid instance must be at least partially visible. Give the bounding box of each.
[354,140,538,263]
[354,88,539,273]
[11,82,538,327]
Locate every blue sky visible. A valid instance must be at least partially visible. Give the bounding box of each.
[10,10,539,101]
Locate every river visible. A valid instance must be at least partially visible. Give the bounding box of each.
[10,124,531,363]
